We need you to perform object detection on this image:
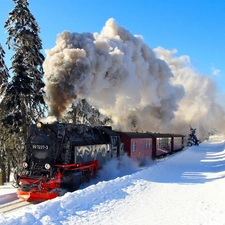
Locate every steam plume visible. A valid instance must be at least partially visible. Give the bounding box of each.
[43,18,183,132]
[155,47,225,138]
[43,18,225,138]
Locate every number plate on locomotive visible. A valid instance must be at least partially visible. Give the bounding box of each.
[32,145,49,150]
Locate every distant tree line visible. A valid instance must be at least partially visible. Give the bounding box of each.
[0,0,111,183]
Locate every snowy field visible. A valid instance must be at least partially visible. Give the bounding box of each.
[1,139,225,225]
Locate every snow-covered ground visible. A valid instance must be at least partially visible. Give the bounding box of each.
[1,139,225,225]
[0,183,17,205]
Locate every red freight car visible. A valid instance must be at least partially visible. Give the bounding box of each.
[151,133,172,158]
[118,132,153,164]
[171,134,185,152]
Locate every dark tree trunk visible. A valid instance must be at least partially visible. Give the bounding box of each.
[7,158,10,182]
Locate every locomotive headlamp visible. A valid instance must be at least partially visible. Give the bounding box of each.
[22,162,28,168]
[37,122,43,128]
[45,163,51,170]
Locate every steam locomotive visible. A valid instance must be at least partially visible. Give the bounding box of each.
[16,122,185,202]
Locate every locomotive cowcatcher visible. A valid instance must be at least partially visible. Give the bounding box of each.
[16,122,124,202]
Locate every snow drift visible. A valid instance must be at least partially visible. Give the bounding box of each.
[1,140,225,224]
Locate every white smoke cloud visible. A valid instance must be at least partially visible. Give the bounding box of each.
[43,18,225,139]
[154,47,225,139]
[43,18,184,132]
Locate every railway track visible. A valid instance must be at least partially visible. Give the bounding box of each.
[0,199,36,214]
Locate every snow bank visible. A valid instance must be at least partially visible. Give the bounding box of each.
[1,141,225,225]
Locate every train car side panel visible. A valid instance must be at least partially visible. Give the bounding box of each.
[74,144,112,168]
[130,138,145,163]
[118,132,153,164]
[151,134,172,157]
[171,135,185,152]
[143,138,153,159]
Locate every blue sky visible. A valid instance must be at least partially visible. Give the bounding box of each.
[1,0,225,96]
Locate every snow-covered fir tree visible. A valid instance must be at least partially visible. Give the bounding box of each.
[0,0,46,182]
[187,126,199,146]
[64,99,112,126]
[0,43,10,183]
[0,44,10,82]
[0,43,10,99]
[3,0,46,136]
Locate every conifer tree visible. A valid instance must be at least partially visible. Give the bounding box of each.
[187,126,199,146]
[3,0,46,137]
[64,99,112,126]
[0,43,10,97]
[0,43,10,183]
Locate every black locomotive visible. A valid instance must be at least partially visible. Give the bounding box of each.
[17,122,123,202]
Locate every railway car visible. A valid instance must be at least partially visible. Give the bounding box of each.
[118,132,153,165]
[171,134,185,152]
[118,132,185,161]
[151,133,185,158]
[16,122,123,202]
[151,133,172,157]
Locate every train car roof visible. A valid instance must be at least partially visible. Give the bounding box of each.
[117,132,153,139]
[117,132,185,139]
[170,134,186,137]
[149,133,173,138]
[149,133,186,138]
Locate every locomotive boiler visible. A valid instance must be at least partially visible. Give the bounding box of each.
[17,122,124,202]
